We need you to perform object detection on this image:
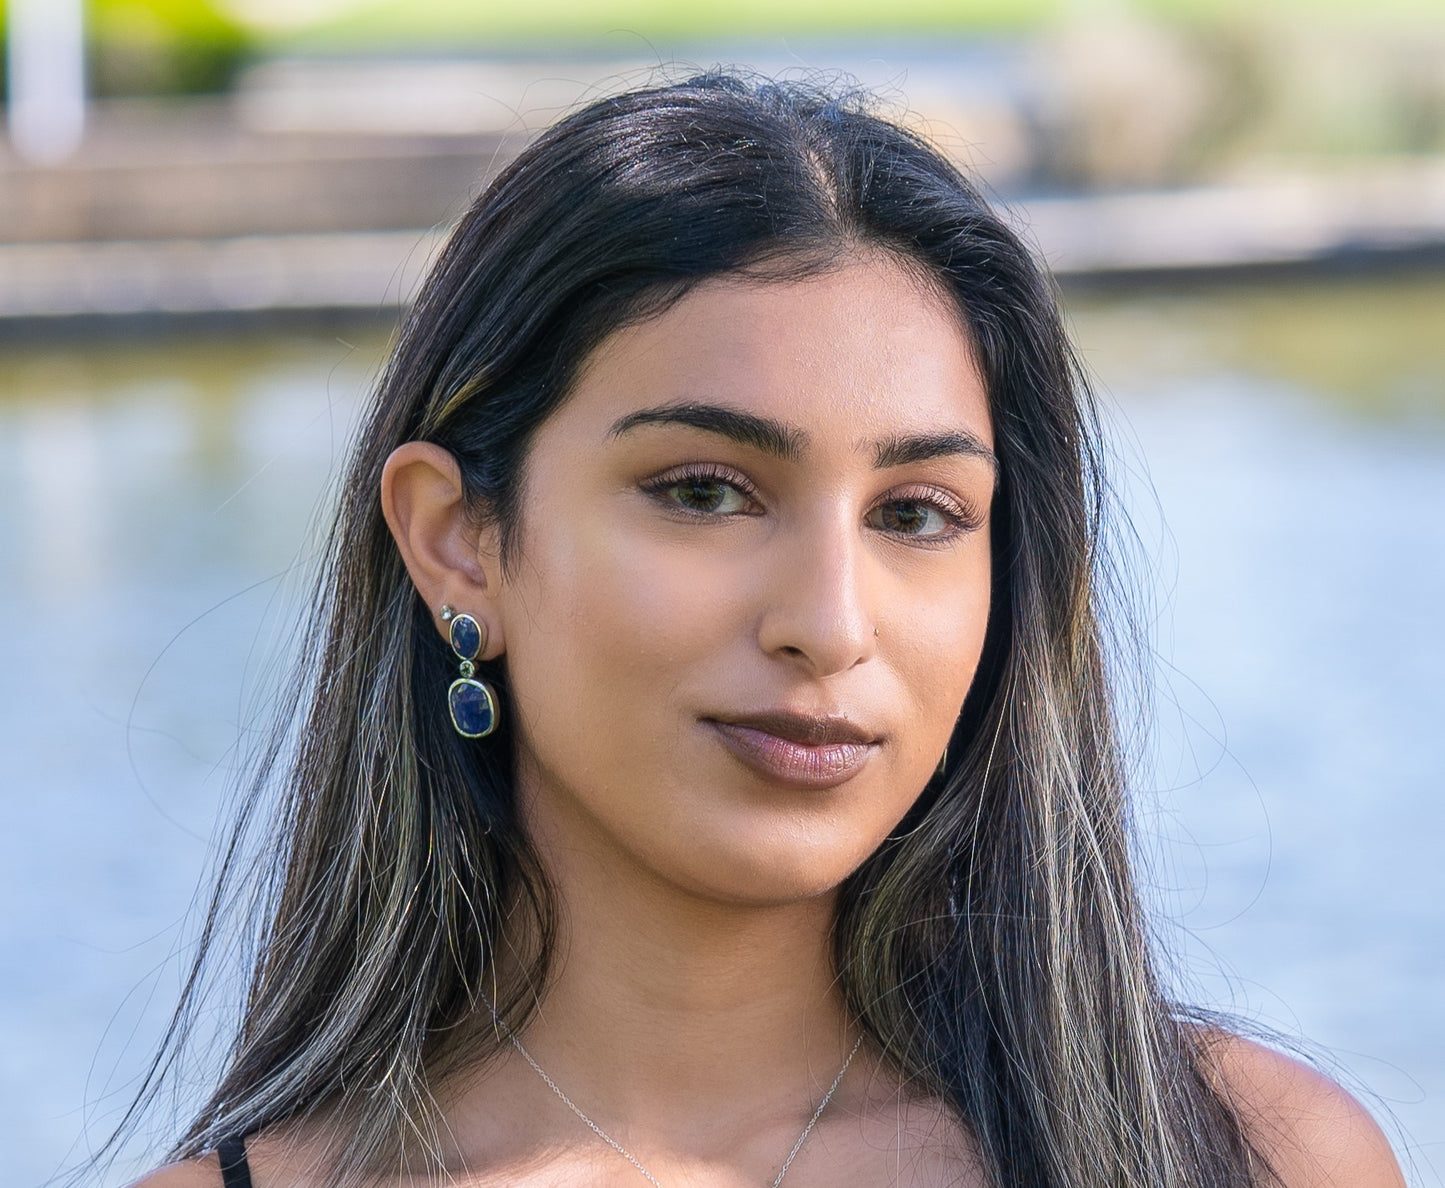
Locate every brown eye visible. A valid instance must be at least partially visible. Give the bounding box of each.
[670,477,739,513]
[643,467,758,517]
[867,499,953,537]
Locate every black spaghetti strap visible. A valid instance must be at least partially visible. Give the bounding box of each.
[216,1136,254,1188]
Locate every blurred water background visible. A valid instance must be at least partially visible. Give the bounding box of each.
[2,1,1444,1186]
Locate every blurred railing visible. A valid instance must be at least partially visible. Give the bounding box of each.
[4,54,1445,328]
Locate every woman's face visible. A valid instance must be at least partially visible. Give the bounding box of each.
[493,251,996,906]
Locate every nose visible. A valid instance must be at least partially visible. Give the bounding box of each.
[755,505,878,677]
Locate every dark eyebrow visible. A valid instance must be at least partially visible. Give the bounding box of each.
[872,430,998,474]
[607,401,806,462]
[608,399,997,475]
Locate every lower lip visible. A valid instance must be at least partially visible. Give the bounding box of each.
[706,721,876,790]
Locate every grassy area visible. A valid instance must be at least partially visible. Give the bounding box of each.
[265,0,1444,50]
[2,0,1440,94]
[268,0,1055,48]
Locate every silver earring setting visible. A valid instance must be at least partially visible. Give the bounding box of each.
[440,604,499,738]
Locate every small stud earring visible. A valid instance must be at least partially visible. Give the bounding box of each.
[441,605,499,738]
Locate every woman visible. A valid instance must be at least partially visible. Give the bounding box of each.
[130,73,1403,1187]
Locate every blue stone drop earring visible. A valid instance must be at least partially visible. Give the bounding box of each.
[440,604,500,739]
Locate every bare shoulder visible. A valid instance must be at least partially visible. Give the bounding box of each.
[125,1153,219,1188]
[1200,1030,1406,1188]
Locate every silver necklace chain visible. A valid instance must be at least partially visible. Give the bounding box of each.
[498,1018,864,1188]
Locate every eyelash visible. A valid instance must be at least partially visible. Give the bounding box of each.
[640,464,984,542]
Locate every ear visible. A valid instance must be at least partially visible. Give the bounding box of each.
[380,441,504,657]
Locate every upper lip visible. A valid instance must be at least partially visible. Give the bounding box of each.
[707,710,880,746]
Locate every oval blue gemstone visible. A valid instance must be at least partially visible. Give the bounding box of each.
[448,678,497,738]
[449,614,482,661]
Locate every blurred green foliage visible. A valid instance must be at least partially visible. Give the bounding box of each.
[0,0,251,96]
[0,0,1439,110]
[88,0,251,95]
[265,0,1443,46]
[270,0,1054,46]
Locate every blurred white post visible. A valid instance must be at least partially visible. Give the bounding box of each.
[6,0,86,163]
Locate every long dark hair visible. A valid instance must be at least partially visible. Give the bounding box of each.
[129,72,1268,1186]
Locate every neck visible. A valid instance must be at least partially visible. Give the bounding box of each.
[433,764,894,1180]
[513,784,858,1120]
[525,797,849,1115]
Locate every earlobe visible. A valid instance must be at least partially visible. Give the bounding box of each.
[379,441,504,654]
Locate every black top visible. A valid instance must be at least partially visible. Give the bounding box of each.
[217,1136,253,1188]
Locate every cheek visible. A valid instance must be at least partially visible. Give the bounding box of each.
[500,521,746,753]
[886,548,993,754]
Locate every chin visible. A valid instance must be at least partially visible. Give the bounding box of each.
[649,823,882,908]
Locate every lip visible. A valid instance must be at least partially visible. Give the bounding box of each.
[704,711,880,790]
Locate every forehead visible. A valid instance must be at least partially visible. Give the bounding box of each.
[562,252,993,450]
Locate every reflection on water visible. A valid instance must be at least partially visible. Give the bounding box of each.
[1068,273,1445,420]
[0,329,389,1186]
[1,279,1442,1186]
